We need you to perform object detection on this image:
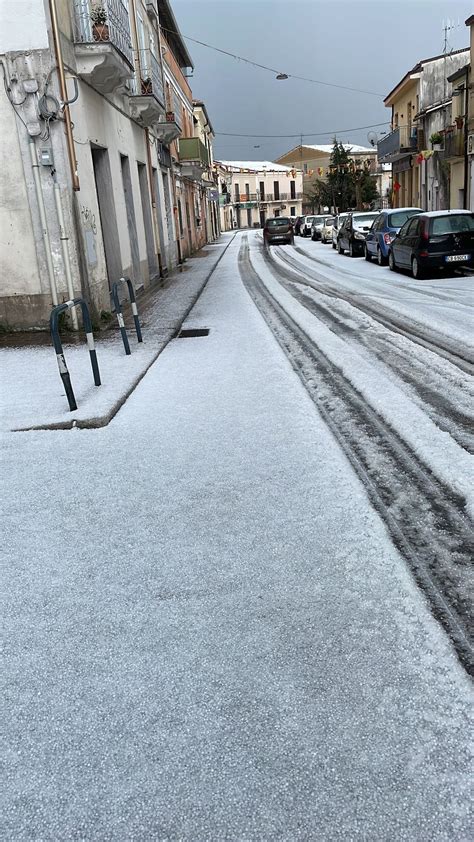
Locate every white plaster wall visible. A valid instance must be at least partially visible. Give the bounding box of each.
[0,0,48,52]
[0,92,40,295]
[70,83,153,292]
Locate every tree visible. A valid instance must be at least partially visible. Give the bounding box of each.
[304,179,330,212]
[326,140,354,211]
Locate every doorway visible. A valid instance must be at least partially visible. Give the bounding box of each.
[91,145,121,289]
[120,154,141,285]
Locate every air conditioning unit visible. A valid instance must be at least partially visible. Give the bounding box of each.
[468,133,474,155]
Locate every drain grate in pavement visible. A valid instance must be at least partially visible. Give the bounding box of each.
[178,328,210,338]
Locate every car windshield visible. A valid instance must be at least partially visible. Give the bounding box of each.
[306,217,315,222]
[388,210,421,227]
[267,218,290,227]
[430,214,474,234]
[312,217,325,223]
[324,217,335,225]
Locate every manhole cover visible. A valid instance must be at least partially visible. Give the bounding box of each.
[178,328,210,338]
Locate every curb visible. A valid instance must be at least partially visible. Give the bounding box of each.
[13,234,237,433]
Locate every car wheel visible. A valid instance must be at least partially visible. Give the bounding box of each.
[377,247,387,266]
[338,241,344,255]
[332,241,336,250]
[412,257,425,280]
[311,233,316,241]
[349,242,354,257]
[364,245,372,261]
[388,250,397,272]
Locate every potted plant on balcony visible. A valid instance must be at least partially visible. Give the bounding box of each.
[454,115,464,130]
[90,6,108,42]
[430,132,443,151]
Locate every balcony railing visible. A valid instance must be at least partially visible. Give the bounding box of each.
[178,137,209,167]
[238,193,258,201]
[73,0,133,66]
[442,129,464,159]
[129,49,164,106]
[377,125,418,162]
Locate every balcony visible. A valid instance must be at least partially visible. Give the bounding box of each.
[178,137,209,180]
[72,0,134,94]
[377,126,418,162]
[238,193,258,202]
[155,111,181,144]
[145,0,159,22]
[441,128,464,160]
[129,49,165,127]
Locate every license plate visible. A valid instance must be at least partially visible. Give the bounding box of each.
[446,254,469,262]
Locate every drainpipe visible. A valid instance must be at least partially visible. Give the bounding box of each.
[53,173,79,328]
[48,0,79,191]
[145,128,164,276]
[29,138,58,306]
[463,82,469,209]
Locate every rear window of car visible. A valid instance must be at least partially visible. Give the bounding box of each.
[324,217,335,225]
[388,210,420,227]
[353,214,379,225]
[267,218,290,227]
[430,214,474,234]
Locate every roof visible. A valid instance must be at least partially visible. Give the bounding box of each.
[217,161,299,173]
[466,14,474,25]
[384,48,470,104]
[303,143,375,154]
[447,64,470,83]
[193,100,214,136]
[158,0,193,69]
[419,210,474,217]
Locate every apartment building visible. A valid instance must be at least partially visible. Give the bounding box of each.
[274,143,377,210]
[217,161,303,228]
[0,0,216,330]
[378,48,469,210]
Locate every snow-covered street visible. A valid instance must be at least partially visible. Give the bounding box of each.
[2,232,473,839]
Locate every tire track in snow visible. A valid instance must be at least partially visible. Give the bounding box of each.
[239,237,474,675]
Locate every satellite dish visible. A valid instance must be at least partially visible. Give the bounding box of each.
[367,131,378,147]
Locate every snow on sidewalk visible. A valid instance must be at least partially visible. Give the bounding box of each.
[2,234,472,840]
[0,235,234,432]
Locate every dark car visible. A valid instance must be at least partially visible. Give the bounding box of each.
[263,217,294,245]
[388,210,474,279]
[337,212,380,257]
[365,207,422,265]
[294,216,304,235]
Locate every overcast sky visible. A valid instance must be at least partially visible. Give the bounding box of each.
[171,0,472,162]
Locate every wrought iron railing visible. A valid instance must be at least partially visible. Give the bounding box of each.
[73,0,133,66]
[377,126,418,161]
[178,137,209,167]
[129,48,164,105]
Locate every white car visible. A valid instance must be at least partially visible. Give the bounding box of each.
[320,216,335,244]
[310,215,328,240]
[300,215,317,237]
[331,213,349,249]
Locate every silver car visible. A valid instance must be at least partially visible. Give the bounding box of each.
[331,213,349,249]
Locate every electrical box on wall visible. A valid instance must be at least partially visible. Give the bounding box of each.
[40,148,54,166]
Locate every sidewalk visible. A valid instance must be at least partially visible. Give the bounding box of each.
[0,234,234,432]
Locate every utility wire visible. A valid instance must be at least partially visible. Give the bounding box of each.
[214,121,391,139]
[160,25,384,97]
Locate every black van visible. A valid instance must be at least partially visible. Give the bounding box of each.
[388,210,474,279]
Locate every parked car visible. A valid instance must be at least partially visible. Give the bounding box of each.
[263,217,294,246]
[321,216,335,244]
[331,213,349,249]
[294,216,304,235]
[337,212,381,256]
[300,215,317,237]
[365,207,422,265]
[309,215,327,241]
[388,210,474,279]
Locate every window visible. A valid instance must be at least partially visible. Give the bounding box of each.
[259,181,265,200]
[431,214,474,234]
[245,182,250,199]
[274,209,280,217]
[290,180,296,199]
[273,181,280,200]
[290,206,296,216]
[234,183,239,201]
[388,210,420,227]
